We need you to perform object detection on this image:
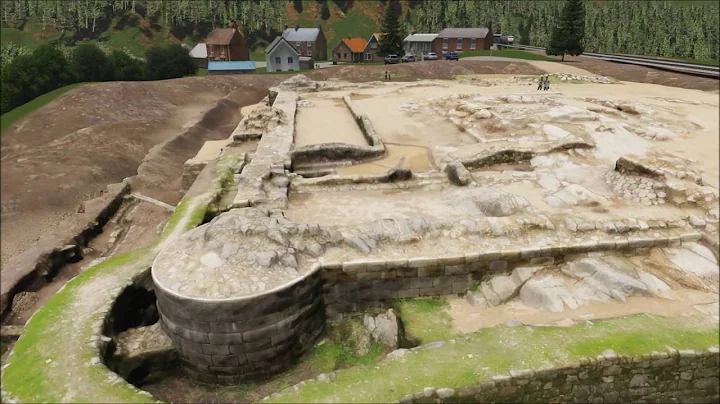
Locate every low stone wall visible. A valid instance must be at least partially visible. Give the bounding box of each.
[461,148,534,168]
[343,96,384,148]
[154,270,325,384]
[291,142,385,165]
[320,232,702,319]
[458,140,595,169]
[398,347,719,403]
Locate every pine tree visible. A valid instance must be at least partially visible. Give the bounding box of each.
[546,0,585,61]
[378,0,403,56]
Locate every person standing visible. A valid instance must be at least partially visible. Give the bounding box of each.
[537,75,544,91]
[544,76,550,91]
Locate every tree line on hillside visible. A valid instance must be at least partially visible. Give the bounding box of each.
[0,42,196,114]
[409,0,718,61]
[2,0,716,61]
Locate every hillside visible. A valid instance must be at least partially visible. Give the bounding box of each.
[0,0,393,60]
[1,0,718,62]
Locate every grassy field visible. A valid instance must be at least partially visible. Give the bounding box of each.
[1,83,85,133]
[459,50,558,62]
[267,314,719,403]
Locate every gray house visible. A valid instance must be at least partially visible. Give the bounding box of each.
[265,36,300,72]
[403,33,439,59]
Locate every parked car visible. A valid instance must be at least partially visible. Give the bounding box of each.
[401,54,416,63]
[384,54,400,64]
[424,52,438,60]
[444,52,459,61]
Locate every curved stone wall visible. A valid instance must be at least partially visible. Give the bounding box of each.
[153,268,324,384]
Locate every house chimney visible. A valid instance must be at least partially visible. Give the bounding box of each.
[295,24,299,31]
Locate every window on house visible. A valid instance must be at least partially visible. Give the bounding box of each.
[344,53,348,58]
[275,56,281,64]
[470,38,476,50]
[308,49,312,56]
[457,38,463,49]
[288,56,294,64]
[442,38,448,49]
[336,53,340,59]
[365,53,372,61]
[307,41,312,47]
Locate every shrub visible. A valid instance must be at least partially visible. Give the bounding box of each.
[144,44,197,81]
[1,45,73,114]
[109,50,145,81]
[30,45,74,95]
[71,43,113,82]
[1,54,35,113]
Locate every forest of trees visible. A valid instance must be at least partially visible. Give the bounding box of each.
[409,0,718,61]
[0,0,718,61]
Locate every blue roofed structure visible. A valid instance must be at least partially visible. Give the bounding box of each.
[207,60,256,75]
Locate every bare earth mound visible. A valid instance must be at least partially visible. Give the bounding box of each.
[0,76,281,267]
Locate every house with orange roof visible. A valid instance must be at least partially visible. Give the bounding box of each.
[331,37,367,63]
[362,32,385,62]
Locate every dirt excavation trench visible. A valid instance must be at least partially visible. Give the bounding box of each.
[0,76,280,338]
[295,97,367,147]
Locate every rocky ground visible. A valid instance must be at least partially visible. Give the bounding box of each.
[1,61,719,404]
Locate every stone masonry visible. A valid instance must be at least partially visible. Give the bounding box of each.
[398,347,719,403]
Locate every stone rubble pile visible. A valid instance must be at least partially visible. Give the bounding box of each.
[467,245,718,312]
[232,105,285,141]
[553,73,612,84]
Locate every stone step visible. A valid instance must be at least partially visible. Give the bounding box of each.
[0,325,24,342]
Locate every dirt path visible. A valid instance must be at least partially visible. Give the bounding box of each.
[1,186,210,403]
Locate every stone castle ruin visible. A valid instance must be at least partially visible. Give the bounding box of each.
[147,74,719,394]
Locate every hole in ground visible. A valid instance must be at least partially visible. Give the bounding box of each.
[109,282,159,334]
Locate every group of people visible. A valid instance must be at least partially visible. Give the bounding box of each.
[537,75,551,91]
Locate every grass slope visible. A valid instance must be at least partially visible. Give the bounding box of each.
[395,298,458,345]
[1,83,85,133]
[1,177,212,401]
[267,314,719,403]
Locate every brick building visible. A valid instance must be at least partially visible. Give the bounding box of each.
[433,27,493,55]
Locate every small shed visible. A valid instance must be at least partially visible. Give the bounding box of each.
[190,42,208,68]
[265,36,301,72]
[207,61,256,75]
[299,56,314,70]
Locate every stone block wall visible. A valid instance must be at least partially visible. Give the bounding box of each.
[320,232,703,319]
[156,230,703,384]
[398,348,719,403]
[155,270,324,384]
